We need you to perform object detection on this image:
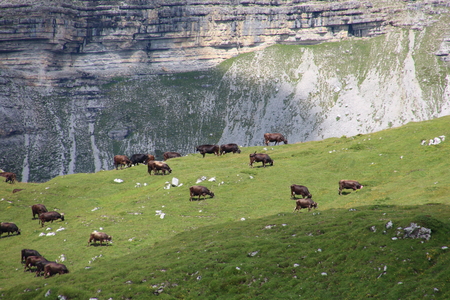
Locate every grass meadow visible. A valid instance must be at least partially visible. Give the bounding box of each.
[0,116,449,299]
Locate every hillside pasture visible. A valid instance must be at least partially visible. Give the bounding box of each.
[0,117,449,299]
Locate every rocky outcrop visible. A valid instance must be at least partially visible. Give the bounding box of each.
[1,0,450,182]
[0,0,392,84]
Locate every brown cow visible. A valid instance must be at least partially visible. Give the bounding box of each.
[264,133,288,146]
[293,198,318,213]
[88,231,112,246]
[0,222,21,236]
[163,152,182,160]
[36,260,55,277]
[249,152,273,168]
[220,143,241,155]
[0,172,16,184]
[39,211,64,227]
[44,262,69,278]
[290,185,312,199]
[24,256,48,272]
[31,204,48,219]
[189,185,215,201]
[147,161,172,175]
[338,180,363,195]
[114,155,132,170]
[196,145,220,157]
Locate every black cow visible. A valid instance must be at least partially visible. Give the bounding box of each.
[196,145,220,157]
[39,211,64,227]
[264,133,288,146]
[249,152,273,168]
[189,185,215,201]
[21,249,41,263]
[0,222,21,237]
[338,180,363,195]
[293,198,318,213]
[220,143,241,155]
[163,152,182,160]
[130,154,150,165]
[290,185,312,199]
[31,204,48,219]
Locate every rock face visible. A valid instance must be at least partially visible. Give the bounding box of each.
[0,0,450,182]
[0,0,389,82]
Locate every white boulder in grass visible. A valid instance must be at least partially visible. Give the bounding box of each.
[171,177,183,187]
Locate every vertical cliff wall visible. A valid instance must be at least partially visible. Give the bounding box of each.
[0,0,449,182]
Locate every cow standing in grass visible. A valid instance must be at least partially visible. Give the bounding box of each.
[338,180,363,195]
[249,152,273,168]
[220,143,241,155]
[189,186,215,201]
[196,145,220,157]
[0,222,21,236]
[148,161,172,175]
[21,249,41,263]
[31,204,48,219]
[290,185,312,199]
[44,262,69,278]
[39,211,64,227]
[264,133,288,146]
[114,155,132,170]
[88,231,113,246]
[293,198,318,213]
[0,172,16,183]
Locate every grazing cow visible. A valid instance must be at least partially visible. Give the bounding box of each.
[147,160,172,175]
[264,133,288,146]
[220,143,241,155]
[24,256,48,272]
[338,180,363,195]
[0,222,21,236]
[196,144,220,157]
[21,249,41,263]
[293,198,318,213]
[39,211,64,227]
[163,151,182,160]
[44,262,69,278]
[130,154,150,165]
[290,185,312,199]
[114,155,132,170]
[36,260,55,277]
[31,204,48,219]
[88,231,112,246]
[0,172,16,184]
[189,185,215,201]
[249,152,273,168]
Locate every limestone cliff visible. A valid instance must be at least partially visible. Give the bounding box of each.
[0,0,449,182]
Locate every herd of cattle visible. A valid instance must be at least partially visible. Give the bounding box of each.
[1,132,364,279]
[1,203,114,278]
[112,133,363,211]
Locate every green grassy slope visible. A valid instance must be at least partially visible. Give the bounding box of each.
[0,116,449,299]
